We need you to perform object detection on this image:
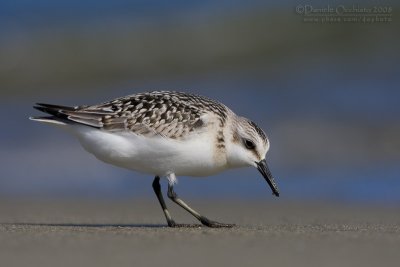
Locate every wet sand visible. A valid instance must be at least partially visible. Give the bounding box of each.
[1,199,399,267]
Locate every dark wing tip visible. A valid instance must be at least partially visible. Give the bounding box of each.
[33,105,60,116]
[33,103,76,119]
[35,103,76,110]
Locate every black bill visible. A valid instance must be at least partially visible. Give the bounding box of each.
[256,159,279,197]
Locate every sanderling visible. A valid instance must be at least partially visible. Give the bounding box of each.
[30,91,279,227]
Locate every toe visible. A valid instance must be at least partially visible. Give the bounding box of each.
[200,216,235,228]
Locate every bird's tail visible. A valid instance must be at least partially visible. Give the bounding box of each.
[29,103,77,125]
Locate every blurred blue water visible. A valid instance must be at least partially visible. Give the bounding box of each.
[1,69,399,204]
[0,0,272,29]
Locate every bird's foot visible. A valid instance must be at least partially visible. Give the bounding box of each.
[199,216,235,228]
[167,218,234,228]
[170,223,203,228]
[167,219,177,227]
[167,220,201,228]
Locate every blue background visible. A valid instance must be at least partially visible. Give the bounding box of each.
[0,0,399,204]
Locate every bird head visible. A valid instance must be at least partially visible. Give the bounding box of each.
[226,116,279,197]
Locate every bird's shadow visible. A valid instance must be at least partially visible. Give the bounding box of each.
[2,222,203,229]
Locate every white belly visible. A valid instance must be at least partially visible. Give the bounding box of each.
[72,126,227,177]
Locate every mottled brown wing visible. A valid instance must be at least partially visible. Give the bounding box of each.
[65,92,211,139]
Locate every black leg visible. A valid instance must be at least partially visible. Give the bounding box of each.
[152,176,176,227]
[167,184,234,228]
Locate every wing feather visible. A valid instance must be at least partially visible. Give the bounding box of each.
[33,91,227,140]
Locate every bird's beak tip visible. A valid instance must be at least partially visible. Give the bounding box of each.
[256,159,280,197]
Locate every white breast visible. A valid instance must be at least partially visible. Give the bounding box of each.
[71,125,227,178]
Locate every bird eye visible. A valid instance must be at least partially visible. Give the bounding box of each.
[244,139,256,150]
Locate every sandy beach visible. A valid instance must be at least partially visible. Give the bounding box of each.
[0,199,399,267]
